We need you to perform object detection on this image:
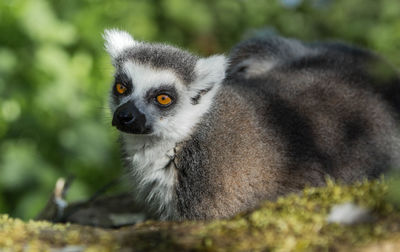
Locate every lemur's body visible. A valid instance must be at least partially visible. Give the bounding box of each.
[104,30,400,220]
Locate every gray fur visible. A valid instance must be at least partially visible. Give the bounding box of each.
[115,43,199,84]
[109,34,400,220]
[227,36,315,78]
[173,37,400,219]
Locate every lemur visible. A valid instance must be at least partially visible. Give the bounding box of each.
[104,29,400,220]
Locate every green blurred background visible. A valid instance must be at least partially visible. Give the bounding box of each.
[0,0,400,220]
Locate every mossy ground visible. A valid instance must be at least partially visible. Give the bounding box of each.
[1,180,400,251]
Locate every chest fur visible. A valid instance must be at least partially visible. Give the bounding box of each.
[123,138,178,219]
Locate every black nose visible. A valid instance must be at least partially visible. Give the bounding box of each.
[116,111,135,125]
[112,101,151,134]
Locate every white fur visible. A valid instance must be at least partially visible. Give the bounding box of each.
[122,135,178,219]
[193,55,227,92]
[123,62,180,108]
[326,202,371,225]
[109,51,227,219]
[103,29,138,58]
[237,58,277,78]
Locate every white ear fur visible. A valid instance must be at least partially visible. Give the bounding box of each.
[192,55,227,91]
[103,29,138,58]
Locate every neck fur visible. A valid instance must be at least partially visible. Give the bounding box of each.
[120,83,221,219]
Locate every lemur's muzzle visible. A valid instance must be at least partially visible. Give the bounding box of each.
[112,101,151,134]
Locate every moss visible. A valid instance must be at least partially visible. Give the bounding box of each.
[1,180,400,251]
[0,215,118,251]
[196,179,399,251]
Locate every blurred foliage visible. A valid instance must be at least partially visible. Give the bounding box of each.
[0,0,400,220]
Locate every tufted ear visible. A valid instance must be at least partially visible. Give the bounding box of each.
[189,55,227,105]
[192,55,227,91]
[103,29,138,58]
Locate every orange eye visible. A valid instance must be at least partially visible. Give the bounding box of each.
[156,94,172,106]
[115,83,127,94]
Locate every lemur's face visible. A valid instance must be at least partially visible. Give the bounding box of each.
[109,61,193,137]
[104,29,226,140]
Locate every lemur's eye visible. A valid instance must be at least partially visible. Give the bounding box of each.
[115,83,127,94]
[156,94,172,106]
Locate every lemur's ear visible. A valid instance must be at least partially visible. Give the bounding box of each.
[192,55,227,92]
[103,29,138,58]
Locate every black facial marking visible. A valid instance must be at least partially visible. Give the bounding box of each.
[112,100,151,134]
[191,87,212,105]
[145,85,178,110]
[112,73,133,98]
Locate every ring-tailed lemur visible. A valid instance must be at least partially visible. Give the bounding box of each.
[103,29,400,220]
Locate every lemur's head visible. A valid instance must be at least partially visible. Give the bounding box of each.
[104,29,226,141]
